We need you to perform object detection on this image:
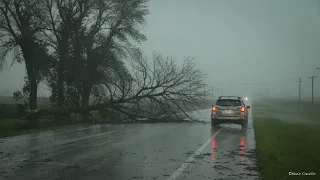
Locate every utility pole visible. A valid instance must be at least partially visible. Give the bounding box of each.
[203,84,206,100]
[217,88,220,97]
[308,76,317,104]
[265,88,269,98]
[297,78,303,102]
[211,87,214,100]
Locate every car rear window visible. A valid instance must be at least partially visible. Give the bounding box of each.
[216,99,242,106]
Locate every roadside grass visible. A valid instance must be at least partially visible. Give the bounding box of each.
[0,119,92,138]
[253,112,320,179]
[255,98,320,122]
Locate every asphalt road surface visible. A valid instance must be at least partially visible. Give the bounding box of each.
[0,102,259,180]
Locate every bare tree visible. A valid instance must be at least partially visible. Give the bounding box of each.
[94,52,207,121]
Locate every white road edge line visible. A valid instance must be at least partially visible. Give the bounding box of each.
[166,128,222,180]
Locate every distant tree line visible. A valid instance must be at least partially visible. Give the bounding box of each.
[0,0,206,126]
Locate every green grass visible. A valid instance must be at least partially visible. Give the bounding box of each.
[254,98,320,122]
[0,119,92,138]
[254,116,320,180]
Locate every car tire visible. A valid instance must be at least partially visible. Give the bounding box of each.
[211,120,218,128]
[241,121,247,130]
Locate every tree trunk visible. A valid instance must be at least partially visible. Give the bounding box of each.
[19,38,40,128]
[27,67,38,127]
[57,38,68,108]
[57,68,65,108]
[54,71,67,124]
[81,84,92,122]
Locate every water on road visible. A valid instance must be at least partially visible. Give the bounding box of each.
[0,104,259,180]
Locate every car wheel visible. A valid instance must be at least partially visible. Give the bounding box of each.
[211,121,218,127]
[241,122,247,130]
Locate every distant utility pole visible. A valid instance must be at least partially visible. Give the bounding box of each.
[221,88,224,96]
[308,76,318,104]
[203,84,206,100]
[217,88,220,97]
[297,77,303,102]
[264,89,266,97]
[265,88,269,98]
[211,87,214,100]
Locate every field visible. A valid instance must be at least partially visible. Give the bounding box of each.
[253,98,320,180]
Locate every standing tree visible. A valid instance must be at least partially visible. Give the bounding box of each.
[0,0,50,126]
[42,0,149,117]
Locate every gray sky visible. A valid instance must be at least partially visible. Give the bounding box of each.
[1,0,320,99]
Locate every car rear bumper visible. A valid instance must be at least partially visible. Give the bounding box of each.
[211,118,246,125]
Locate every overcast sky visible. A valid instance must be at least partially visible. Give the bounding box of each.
[1,0,320,99]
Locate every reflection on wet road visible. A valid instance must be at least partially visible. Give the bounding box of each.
[0,105,259,180]
[176,124,259,180]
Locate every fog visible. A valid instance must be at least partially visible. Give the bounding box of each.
[1,0,320,100]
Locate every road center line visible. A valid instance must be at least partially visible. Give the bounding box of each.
[167,128,222,180]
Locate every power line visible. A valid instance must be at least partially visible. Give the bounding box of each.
[210,79,298,86]
[308,76,318,104]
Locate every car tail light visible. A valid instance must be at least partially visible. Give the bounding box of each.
[212,106,217,112]
[240,136,245,146]
[239,106,246,112]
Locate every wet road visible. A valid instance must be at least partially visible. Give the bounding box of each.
[0,104,259,180]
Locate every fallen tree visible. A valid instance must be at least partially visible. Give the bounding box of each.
[25,52,207,122]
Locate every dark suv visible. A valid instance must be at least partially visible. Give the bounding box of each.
[211,96,250,129]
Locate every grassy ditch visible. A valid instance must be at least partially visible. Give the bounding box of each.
[253,106,320,179]
[0,119,92,138]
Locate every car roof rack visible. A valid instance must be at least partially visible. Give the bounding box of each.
[218,96,242,100]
